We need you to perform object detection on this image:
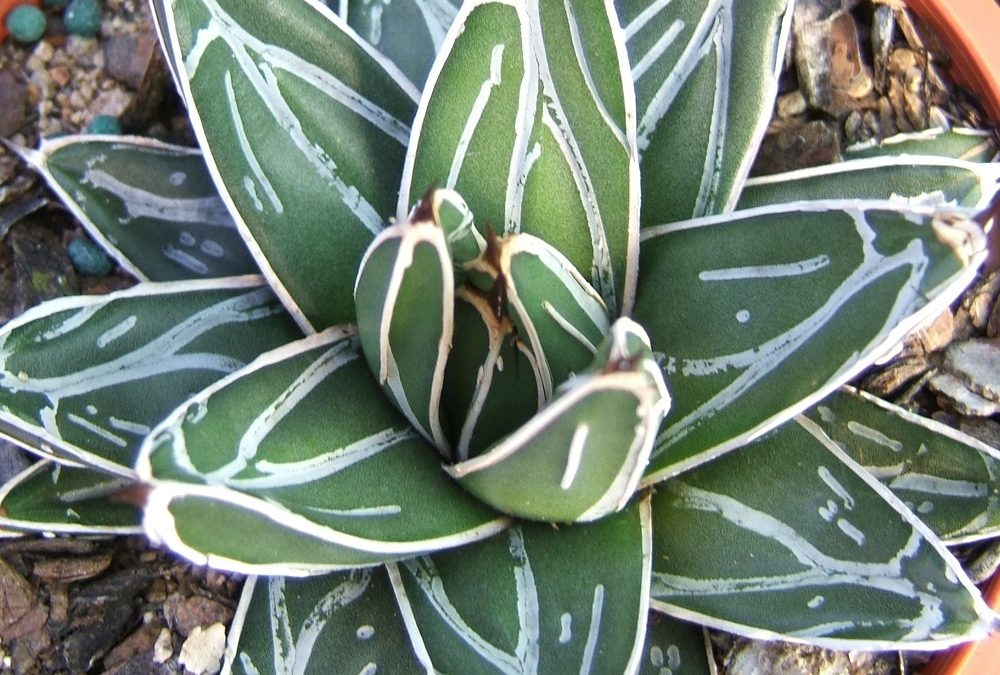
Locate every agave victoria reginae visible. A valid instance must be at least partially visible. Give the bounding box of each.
[3,0,1000,672]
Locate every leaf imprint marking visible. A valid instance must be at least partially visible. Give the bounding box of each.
[630,19,684,82]
[205,340,359,482]
[448,43,505,188]
[660,214,932,451]
[561,425,589,490]
[698,254,830,281]
[225,71,284,214]
[624,0,676,40]
[846,421,904,453]
[403,527,541,673]
[818,466,855,510]
[818,499,838,522]
[302,503,404,518]
[564,0,627,148]
[163,246,210,275]
[837,518,866,546]
[888,473,988,498]
[559,612,572,644]
[67,413,128,448]
[543,302,598,354]
[108,417,151,436]
[96,316,137,349]
[579,584,605,675]
[413,0,460,50]
[80,168,234,225]
[636,0,725,153]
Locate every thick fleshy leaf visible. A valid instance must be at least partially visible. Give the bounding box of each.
[161,0,419,331]
[0,462,141,534]
[434,188,485,270]
[638,614,711,675]
[806,387,1000,545]
[14,135,259,280]
[150,0,185,99]
[226,570,423,674]
[0,277,301,476]
[844,127,998,163]
[443,287,543,461]
[617,0,793,224]
[448,319,669,523]
[344,0,460,88]
[138,328,508,575]
[738,155,1000,210]
[649,417,996,649]
[635,202,987,483]
[389,496,651,673]
[354,201,453,454]
[400,0,639,315]
[481,233,611,400]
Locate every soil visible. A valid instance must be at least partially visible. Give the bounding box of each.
[0,1,997,674]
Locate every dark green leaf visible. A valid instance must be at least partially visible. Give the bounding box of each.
[401,0,639,315]
[635,202,986,482]
[226,569,424,674]
[0,278,301,474]
[139,328,508,575]
[18,136,259,280]
[806,387,1000,544]
[650,418,995,648]
[618,0,793,224]
[391,497,652,673]
[162,0,418,330]
[0,461,141,534]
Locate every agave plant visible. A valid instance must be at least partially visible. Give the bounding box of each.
[3,0,1000,672]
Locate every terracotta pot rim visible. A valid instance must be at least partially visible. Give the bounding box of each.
[905,0,1000,127]
[901,6,1000,674]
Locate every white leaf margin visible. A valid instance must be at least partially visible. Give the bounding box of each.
[7,134,234,282]
[650,415,1000,652]
[835,385,1000,546]
[0,275,271,480]
[397,0,641,316]
[640,199,988,485]
[741,154,1000,210]
[388,494,653,675]
[159,0,421,334]
[0,460,143,536]
[135,327,512,576]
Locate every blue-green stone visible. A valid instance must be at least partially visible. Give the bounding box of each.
[6,5,47,43]
[43,0,69,9]
[85,115,122,135]
[63,0,101,37]
[67,238,113,277]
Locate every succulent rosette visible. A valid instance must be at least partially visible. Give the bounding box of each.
[2,0,1000,672]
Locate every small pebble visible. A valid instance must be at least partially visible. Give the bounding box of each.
[6,5,47,43]
[63,0,101,37]
[67,237,113,276]
[178,623,226,675]
[86,114,121,134]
